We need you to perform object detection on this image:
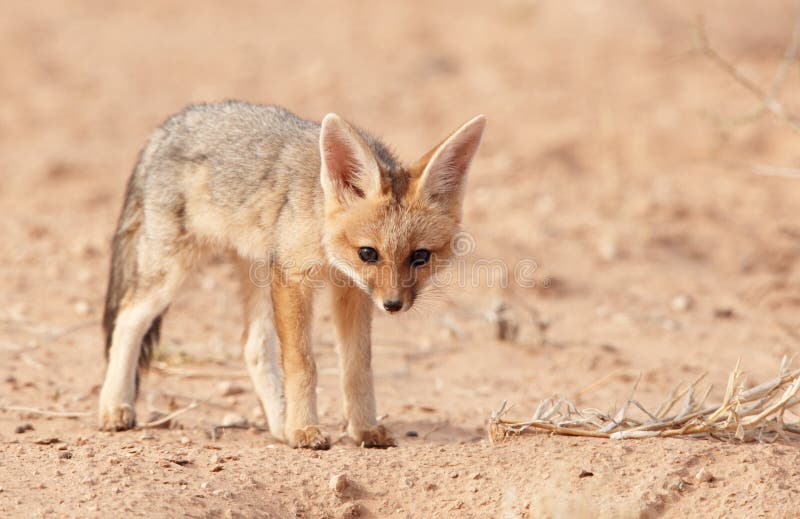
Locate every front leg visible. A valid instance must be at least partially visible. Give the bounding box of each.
[331,283,396,448]
[271,276,329,449]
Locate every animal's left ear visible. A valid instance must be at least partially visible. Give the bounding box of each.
[412,115,486,217]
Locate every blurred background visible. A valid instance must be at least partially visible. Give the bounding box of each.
[4,0,800,408]
[3,0,800,515]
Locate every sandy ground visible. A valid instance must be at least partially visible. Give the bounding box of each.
[3,1,800,517]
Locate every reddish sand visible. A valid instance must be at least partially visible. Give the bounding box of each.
[2,1,800,517]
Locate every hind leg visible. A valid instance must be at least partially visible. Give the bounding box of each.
[98,257,186,431]
[240,262,285,440]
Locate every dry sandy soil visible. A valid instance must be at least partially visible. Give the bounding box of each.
[3,1,800,517]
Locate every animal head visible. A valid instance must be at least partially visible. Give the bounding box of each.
[319,113,486,313]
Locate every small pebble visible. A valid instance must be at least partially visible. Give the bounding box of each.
[74,300,90,316]
[598,237,620,261]
[329,473,348,493]
[58,451,73,460]
[221,413,248,428]
[671,294,693,312]
[578,470,594,478]
[14,424,34,434]
[340,502,361,518]
[405,430,418,437]
[713,307,734,319]
[695,467,714,483]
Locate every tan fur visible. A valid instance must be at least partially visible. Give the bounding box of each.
[98,102,485,448]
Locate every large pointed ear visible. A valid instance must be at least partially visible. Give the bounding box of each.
[319,113,383,205]
[412,115,486,214]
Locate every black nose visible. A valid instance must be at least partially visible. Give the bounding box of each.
[383,300,403,313]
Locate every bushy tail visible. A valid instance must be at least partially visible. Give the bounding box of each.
[102,171,163,395]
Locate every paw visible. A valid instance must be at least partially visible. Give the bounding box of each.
[288,426,330,450]
[98,401,136,431]
[351,424,396,448]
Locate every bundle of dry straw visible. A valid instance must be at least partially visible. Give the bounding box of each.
[489,358,800,443]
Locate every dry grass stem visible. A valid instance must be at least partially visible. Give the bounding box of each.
[136,401,201,429]
[489,358,800,443]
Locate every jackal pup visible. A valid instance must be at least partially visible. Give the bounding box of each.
[99,101,485,448]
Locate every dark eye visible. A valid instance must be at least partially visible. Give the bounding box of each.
[358,247,379,263]
[410,249,431,267]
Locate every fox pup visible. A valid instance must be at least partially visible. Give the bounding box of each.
[99,101,486,449]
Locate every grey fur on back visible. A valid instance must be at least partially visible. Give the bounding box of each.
[146,101,399,207]
[103,101,401,382]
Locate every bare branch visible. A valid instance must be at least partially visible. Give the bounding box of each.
[695,16,800,132]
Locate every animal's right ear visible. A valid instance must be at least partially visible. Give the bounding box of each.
[319,113,383,205]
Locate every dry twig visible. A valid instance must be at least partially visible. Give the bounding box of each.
[489,358,800,443]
